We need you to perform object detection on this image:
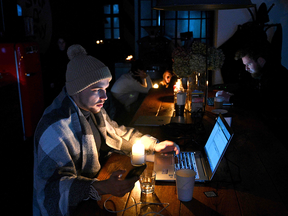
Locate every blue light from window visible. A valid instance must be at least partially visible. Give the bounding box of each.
[114,17,119,28]
[139,0,212,44]
[104,5,110,14]
[165,20,175,38]
[189,20,201,38]
[141,20,151,26]
[177,20,188,38]
[202,20,206,38]
[177,11,188,19]
[105,29,111,39]
[141,1,151,19]
[105,18,111,28]
[17,4,22,16]
[113,4,119,14]
[114,29,120,39]
[165,11,176,19]
[190,11,201,18]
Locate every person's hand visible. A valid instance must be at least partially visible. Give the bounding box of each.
[134,69,148,79]
[215,91,234,103]
[93,170,138,197]
[154,140,180,155]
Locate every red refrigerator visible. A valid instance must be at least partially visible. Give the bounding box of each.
[0,42,44,140]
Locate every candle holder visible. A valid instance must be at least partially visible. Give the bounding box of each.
[131,152,146,166]
[131,140,146,166]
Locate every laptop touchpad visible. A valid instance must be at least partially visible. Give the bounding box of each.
[155,154,174,174]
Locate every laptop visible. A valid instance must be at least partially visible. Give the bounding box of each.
[153,114,234,182]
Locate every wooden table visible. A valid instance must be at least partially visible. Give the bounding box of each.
[76,88,288,216]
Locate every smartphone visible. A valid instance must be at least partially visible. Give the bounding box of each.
[125,164,147,179]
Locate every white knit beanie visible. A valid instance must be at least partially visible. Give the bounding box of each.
[65,44,112,95]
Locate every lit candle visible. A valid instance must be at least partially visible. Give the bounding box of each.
[174,78,182,93]
[131,140,145,165]
[153,83,159,89]
[126,55,133,61]
[175,79,181,92]
[205,80,209,111]
[206,80,209,97]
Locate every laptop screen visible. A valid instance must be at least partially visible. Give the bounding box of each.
[204,115,232,174]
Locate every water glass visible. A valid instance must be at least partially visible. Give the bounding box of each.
[139,169,156,194]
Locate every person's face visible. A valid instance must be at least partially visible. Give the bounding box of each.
[58,38,66,51]
[164,72,172,84]
[72,78,110,114]
[242,55,262,78]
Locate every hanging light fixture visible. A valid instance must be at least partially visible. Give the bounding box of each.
[153,0,255,11]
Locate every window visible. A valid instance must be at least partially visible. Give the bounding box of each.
[17,4,22,16]
[139,0,159,38]
[104,4,120,39]
[138,0,214,46]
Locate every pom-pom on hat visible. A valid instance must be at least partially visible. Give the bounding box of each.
[65,44,112,95]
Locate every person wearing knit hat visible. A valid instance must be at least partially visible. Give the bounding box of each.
[65,44,112,96]
[33,44,179,216]
[65,44,113,114]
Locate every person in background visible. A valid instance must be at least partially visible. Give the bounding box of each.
[33,45,179,216]
[159,70,173,89]
[43,36,70,106]
[111,59,153,112]
[216,41,288,148]
[57,37,66,51]
[216,41,288,114]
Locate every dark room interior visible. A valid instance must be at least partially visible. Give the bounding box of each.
[1,0,288,215]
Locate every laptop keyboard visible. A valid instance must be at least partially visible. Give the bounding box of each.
[175,152,199,179]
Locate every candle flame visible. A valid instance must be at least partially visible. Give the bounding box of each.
[96,40,104,45]
[174,78,182,92]
[126,55,133,61]
[132,140,144,155]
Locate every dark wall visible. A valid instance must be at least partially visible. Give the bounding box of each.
[49,0,104,50]
[0,0,25,42]
[48,0,135,72]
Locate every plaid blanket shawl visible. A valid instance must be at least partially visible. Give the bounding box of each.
[33,88,157,216]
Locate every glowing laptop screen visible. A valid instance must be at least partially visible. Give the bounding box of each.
[204,116,231,174]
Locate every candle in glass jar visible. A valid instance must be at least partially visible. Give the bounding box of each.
[206,80,209,103]
[131,140,145,165]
